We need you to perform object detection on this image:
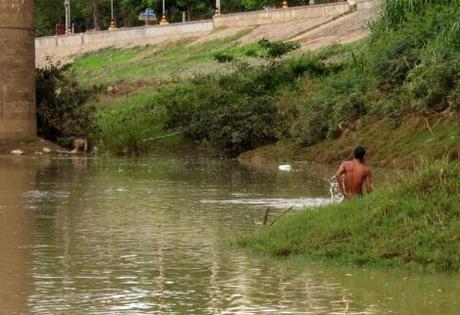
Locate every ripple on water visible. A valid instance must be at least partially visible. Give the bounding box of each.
[199,197,334,208]
[23,189,69,200]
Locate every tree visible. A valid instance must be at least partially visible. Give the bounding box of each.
[119,0,146,26]
[91,0,101,30]
[36,0,65,36]
[169,0,214,22]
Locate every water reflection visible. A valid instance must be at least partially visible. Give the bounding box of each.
[0,155,458,314]
[0,157,43,313]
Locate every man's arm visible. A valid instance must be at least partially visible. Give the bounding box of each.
[365,169,373,193]
[336,163,347,197]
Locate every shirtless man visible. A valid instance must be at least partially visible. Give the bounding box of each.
[335,146,373,199]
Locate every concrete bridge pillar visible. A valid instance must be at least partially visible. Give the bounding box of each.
[0,0,36,139]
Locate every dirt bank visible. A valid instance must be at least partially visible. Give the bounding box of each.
[238,115,460,169]
[0,137,65,156]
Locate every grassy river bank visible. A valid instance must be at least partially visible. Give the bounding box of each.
[233,1,459,273]
[34,1,460,272]
[83,1,459,163]
[237,159,459,272]
[36,1,460,164]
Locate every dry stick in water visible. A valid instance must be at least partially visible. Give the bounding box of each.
[270,206,295,226]
[262,208,270,226]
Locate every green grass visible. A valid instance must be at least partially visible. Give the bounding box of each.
[70,29,261,87]
[237,159,460,272]
[96,89,169,154]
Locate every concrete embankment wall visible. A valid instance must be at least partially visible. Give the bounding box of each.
[213,2,352,28]
[356,0,381,10]
[1,0,36,139]
[35,20,214,50]
[35,0,381,66]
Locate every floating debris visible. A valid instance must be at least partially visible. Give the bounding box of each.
[278,164,293,172]
[10,149,24,155]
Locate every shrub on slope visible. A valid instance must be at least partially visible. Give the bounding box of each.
[286,0,460,145]
[36,63,99,147]
[96,43,328,156]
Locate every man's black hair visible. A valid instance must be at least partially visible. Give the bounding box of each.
[354,146,366,161]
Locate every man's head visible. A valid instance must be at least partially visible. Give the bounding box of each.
[354,146,366,162]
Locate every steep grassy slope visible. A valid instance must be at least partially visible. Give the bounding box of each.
[47,0,459,164]
[69,29,257,87]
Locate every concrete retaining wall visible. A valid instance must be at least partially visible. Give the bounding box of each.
[35,1,381,54]
[356,0,382,10]
[35,20,213,50]
[213,2,352,28]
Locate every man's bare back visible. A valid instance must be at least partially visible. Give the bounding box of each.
[336,147,372,198]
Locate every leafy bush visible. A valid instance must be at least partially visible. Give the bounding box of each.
[369,4,459,88]
[258,38,300,59]
[205,95,277,157]
[368,35,423,87]
[291,109,330,146]
[284,1,459,147]
[214,52,237,63]
[158,74,279,157]
[36,63,100,147]
[403,4,460,113]
[406,60,459,113]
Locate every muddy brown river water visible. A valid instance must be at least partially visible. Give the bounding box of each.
[0,153,458,314]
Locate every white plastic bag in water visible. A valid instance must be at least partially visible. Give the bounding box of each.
[278,164,292,172]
